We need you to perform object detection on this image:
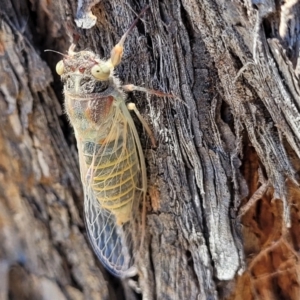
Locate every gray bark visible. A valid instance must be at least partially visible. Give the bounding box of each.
[1,0,300,299]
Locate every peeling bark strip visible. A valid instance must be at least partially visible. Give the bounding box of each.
[75,0,101,29]
[1,0,300,299]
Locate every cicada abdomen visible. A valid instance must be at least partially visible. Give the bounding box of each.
[84,126,140,224]
[55,9,150,277]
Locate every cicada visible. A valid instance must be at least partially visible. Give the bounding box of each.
[55,8,153,277]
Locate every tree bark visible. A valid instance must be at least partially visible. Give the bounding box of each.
[1,0,300,299]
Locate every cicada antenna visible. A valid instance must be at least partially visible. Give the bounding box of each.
[82,6,150,81]
[109,5,150,67]
[66,22,81,55]
[44,49,68,58]
[118,5,150,46]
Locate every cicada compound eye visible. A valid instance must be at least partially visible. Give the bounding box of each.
[91,63,111,81]
[56,60,64,75]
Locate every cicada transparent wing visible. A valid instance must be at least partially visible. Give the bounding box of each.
[84,186,136,276]
[77,102,146,277]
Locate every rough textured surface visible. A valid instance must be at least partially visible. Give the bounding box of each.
[1,0,300,299]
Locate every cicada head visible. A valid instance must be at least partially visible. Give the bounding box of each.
[55,48,115,95]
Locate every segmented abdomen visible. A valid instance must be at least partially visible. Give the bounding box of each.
[83,130,139,225]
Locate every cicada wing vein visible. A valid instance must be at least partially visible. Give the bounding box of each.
[84,186,137,277]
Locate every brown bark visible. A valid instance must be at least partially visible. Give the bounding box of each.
[1,0,300,299]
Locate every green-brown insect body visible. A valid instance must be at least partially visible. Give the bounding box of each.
[55,6,151,277]
[58,48,145,277]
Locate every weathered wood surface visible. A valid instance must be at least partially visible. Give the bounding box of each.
[1,0,300,299]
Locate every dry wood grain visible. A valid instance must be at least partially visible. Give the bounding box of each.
[1,0,300,299]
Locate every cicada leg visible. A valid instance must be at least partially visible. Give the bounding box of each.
[127,102,156,148]
[124,83,180,149]
[122,84,174,98]
[123,84,188,109]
